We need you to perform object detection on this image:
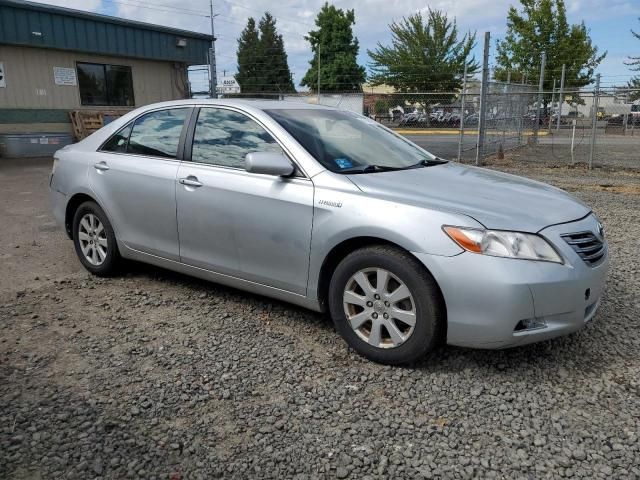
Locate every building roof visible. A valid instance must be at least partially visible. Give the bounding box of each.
[0,0,212,65]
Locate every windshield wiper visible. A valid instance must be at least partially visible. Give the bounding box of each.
[340,164,407,174]
[339,158,448,174]
[410,157,449,168]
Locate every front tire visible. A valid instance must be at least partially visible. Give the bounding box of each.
[72,201,120,276]
[328,245,445,365]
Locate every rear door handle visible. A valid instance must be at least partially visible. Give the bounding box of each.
[179,176,203,188]
[93,161,110,171]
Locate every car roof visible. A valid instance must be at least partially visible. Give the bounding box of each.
[140,98,339,111]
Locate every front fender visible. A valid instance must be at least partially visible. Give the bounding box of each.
[307,175,484,303]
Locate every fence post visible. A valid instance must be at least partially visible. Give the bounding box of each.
[556,64,566,131]
[589,73,601,170]
[457,63,468,162]
[533,52,546,144]
[570,119,577,164]
[475,31,490,166]
[548,78,556,134]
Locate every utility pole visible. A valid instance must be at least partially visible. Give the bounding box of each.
[533,51,546,144]
[475,31,490,166]
[317,43,321,103]
[556,64,566,131]
[589,73,601,169]
[209,0,217,98]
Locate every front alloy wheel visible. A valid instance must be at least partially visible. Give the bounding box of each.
[343,268,416,348]
[329,245,444,365]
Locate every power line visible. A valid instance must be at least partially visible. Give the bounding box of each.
[218,0,315,28]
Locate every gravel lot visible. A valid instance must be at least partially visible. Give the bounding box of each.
[1,156,639,479]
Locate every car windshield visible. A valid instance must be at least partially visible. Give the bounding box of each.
[265,108,436,173]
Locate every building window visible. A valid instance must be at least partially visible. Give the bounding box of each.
[77,62,135,106]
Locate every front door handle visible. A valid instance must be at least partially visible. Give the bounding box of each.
[93,161,110,171]
[179,176,203,188]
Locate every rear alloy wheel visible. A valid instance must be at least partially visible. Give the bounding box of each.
[329,245,444,365]
[72,201,120,276]
[77,213,108,266]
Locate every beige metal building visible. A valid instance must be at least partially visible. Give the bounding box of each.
[0,0,211,136]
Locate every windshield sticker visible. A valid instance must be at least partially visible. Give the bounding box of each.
[335,158,353,169]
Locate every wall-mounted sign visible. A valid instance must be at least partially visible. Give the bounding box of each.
[0,62,6,88]
[53,66,77,86]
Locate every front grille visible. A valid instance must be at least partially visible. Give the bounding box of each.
[561,231,606,266]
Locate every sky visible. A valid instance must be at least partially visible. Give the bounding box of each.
[40,0,640,92]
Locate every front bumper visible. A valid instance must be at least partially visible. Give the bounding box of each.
[414,214,609,349]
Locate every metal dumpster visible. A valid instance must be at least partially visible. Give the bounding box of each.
[0,133,74,158]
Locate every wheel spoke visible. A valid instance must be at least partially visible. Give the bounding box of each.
[344,290,367,307]
[96,245,106,262]
[348,310,371,330]
[96,237,108,248]
[390,307,416,327]
[91,247,99,264]
[368,320,382,346]
[385,320,406,346]
[80,218,91,233]
[387,284,411,304]
[94,223,104,236]
[78,232,90,242]
[376,268,390,294]
[80,242,91,256]
[353,271,375,297]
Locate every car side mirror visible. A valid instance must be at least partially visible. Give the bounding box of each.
[245,151,294,177]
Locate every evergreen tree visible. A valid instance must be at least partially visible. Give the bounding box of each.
[495,0,605,103]
[235,18,260,93]
[258,13,295,93]
[301,3,366,92]
[235,14,296,93]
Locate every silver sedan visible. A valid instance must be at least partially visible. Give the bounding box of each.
[49,100,608,365]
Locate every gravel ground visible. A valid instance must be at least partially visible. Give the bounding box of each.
[1,157,639,479]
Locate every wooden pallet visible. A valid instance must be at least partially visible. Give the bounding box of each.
[69,110,129,141]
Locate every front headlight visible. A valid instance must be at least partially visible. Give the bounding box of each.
[443,226,563,263]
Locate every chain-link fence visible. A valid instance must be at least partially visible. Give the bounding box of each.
[215,86,640,170]
[537,88,640,169]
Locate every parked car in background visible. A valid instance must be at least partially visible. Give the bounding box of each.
[465,113,479,126]
[50,100,609,365]
[627,103,640,126]
[399,112,419,126]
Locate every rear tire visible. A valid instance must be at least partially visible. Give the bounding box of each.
[328,245,444,365]
[72,201,120,276]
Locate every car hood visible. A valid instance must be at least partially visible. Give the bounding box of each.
[347,162,590,232]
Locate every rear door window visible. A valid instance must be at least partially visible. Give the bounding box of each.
[127,108,190,158]
[101,123,132,153]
